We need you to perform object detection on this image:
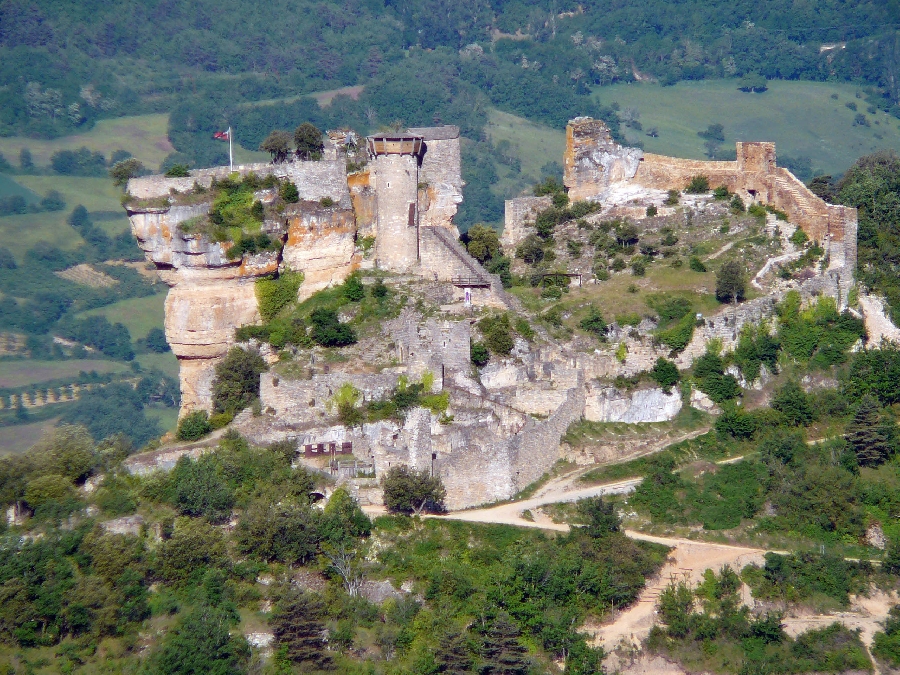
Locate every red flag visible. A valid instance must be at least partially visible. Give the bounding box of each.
[213,130,230,141]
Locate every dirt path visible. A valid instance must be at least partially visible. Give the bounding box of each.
[707,240,735,260]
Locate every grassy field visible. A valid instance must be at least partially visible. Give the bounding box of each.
[0,174,40,202]
[594,79,900,177]
[77,293,166,341]
[146,406,178,435]
[0,114,174,170]
[0,359,129,389]
[136,352,179,379]
[485,109,566,178]
[0,417,58,455]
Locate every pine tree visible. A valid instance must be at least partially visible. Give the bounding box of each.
[435,630,474,674]
[480,614,530,675]
[271,590,333,670]
[847,395,894,467]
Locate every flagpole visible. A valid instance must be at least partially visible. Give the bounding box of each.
[228,126,233,171]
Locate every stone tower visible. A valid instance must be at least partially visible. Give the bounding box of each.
[367,134,423,271]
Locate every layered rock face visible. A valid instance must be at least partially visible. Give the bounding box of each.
[564,117,643,200]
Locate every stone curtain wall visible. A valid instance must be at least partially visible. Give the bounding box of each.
[127,160,351,207]
[562,118,858,280]
[564,117,643,201]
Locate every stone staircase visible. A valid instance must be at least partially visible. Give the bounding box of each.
[772,170,827,223]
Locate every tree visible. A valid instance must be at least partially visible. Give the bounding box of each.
[465,224,502,264]
[716,259,746,304]
[156,519,228,583]
[738,72,768,93]
[480,614,530,675]
[144,327,170,353]
[435,630,475,674]
[177,411,211,441]
[279,180,299,203]
[771,381,813,427]
[309,308,357,347]
[259,129,293,163]
[515,234,544,264]
[31,424,96,482]
[272,590,333,670]
[171,455,235,522]
[212,347,268,414]
[146,605,248,675]
[382,465,446,514]
[471,342,490,367]
[579,305,607,341]
[108,158,145,187]
[846,395,895,467]
[575,496,621,537]
[294,123,324,160]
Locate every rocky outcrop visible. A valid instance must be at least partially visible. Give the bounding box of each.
[584,384,682,423]
[564,117,642,201]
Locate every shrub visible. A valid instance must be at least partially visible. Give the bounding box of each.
[646,205,658,217]
[580,306,607,340]
[165,164,190,177]
[212,347,268,414]
[371,278,389,299]
[342,273,365,302]
[319,196,335,207]
[471,342,489,366]
[713,186,730,200]
[689,256,707,272]
[729,194,745,213]
[664,189,680,205]
[177,411,211,441]
[280,181,300,203]
[631,259,646,276]
[478,315,515,355]
[650,358,680,391]
[515,234,545,264]
[309,308,356,347]
[256,270,304,322]
[685,175,710,194]
[771,381,813,426]
[611,257,626,271]
[789,228,809,246]
[656,314,695,353]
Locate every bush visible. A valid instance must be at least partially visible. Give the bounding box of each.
[280,181,300,203]
[177,411,212,441]
[771,381,813,426]
[309,308,357,347]
[580,305,607,341]
[646,205,658,217]
[650,358,680,391]
[471,342,489,366]
[689,256,707,273]
[789,228,810,246]
[212,347,268,414]
[165,164,190,177]
[478,315,515,355]
[664,189,680,205]
[656,314,695,353]
[256,271,304,321]
[685,175,710,194]
[631,259,646,276]
[342,273,365,302]
[515,234,545,264]
[730,194,745,213]
[713,186,730,200]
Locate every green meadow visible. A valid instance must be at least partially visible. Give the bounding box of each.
[77,293,166,341]
[594,79,900,177]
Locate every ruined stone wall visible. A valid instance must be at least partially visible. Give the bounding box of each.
[393,316,471,384]
[348,169,376,238]
[281,202,360,300]
[411,131,463,231]
[502,196,553,250]
[563,117,642,201]
[127,160,351,207]
[374,154,419,271]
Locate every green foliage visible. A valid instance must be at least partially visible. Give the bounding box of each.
[732,324,779,382]
[342,272,365,302]
[715,259,746,303]
[873,605,900,667]
[656,313,696,354]
[464,224,502,264]
[789,228,809,246]
[693,350,740,403]
[256,270,303,322]
[776,292,865,367]
[650,357,680,391]
[689,256,708,273]
[177,411,211,441]
[579,305,607,341]
[145,605,248,675]
[713,185,731,200]
[259,129,293,163]
[478,314,515,356]
[279,181,299,203]
[664,189,680,205]
[845,395,896,467]
[770,381,813,427]
[171,455,235,522]
[212,346,268,415]
[165,164,190,178]
[730,194,746,213]
[382,466,446,514]
[272,589,333,670]
[309,307,357,347]
[471,341,490,367]
[646,204,658,217]
[685,175,710,194]
[294,123,324,160]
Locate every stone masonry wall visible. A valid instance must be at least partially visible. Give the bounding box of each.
[127,160,351,208]
[409,129,463,231]
[502,196,553,250]
[564,117,642,201]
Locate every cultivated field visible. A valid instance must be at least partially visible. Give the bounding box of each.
[0,359,128,389]
[76,293,167,342]
[594,79,900,176]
